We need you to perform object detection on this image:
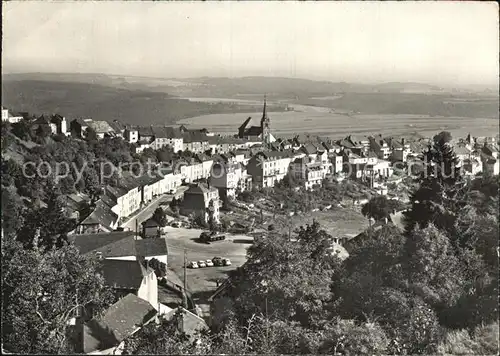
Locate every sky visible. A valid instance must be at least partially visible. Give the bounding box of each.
[2,1,499,88]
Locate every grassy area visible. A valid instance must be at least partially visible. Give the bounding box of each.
[272,208,368,238]
[179,110,499,139]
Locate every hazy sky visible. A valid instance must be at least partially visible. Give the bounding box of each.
[2,1,499,87]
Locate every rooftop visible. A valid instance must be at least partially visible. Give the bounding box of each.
[87,120,115,134]
[83,293,157,353]
[99,259,152,290]
[79,200,119,231]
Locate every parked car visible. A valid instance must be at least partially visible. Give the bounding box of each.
[199,231,226,243]
[212,256,224,266]
[188,261,199,269]
[205,259,214,267]
[222,258,232,266]
[198,260,207,268]
[168,189,176,194]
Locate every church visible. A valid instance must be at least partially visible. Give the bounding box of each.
[237,96,276,144]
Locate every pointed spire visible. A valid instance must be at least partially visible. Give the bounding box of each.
[262,94,268,120]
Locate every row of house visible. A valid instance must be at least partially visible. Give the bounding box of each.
[76,171,182,234]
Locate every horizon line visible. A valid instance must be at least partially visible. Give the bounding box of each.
[2,70,499,91]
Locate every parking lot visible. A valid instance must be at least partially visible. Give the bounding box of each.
[163,226,253,316]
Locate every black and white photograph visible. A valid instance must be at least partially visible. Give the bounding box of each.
[1,1,499,355]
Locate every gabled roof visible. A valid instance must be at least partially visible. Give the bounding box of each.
[301,143,318,155]
[142,217,159,228]
[163,307,208,335]
[136,238,168,257]
[151,126,183,139]
[79,200,119,230]
[87,121,115,134]
[69,231,138,255]
[99,259,151,290]
[184,183,218,195]
[339,139,355,149]
[108,120,125,133]
[183,131,209,143]
[257,149,293,160]
[137,126,154,137]
[239,116,254,131]
[244,126,263,136]
[83,293,157,353]
[73,117,90,127]
[454,146,471,156]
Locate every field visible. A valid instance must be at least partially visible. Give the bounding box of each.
[3,74,498,137]
[178,110,499,139]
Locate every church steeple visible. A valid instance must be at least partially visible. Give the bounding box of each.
[261,94,271,145]
[261,94,268,121]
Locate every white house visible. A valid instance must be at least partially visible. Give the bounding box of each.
[1,107,23,123]
[246,150,293,188]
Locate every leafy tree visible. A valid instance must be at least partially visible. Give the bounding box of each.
[169,196,180,212]
[16,183,76,250]
[11,119,32,141]
[319,319,389,355]
[84,127,98,142]
[148,258,167,278]
[1,238,114,354]
[122,309,207,355]
[1,187,25,238]
[404,131,464,235]
[230,221,341,328]
[437,322,499,355]
[1,158,21,187]
[152,207,168,228]
[1,121,14,151]
[361,195,392,224]
[403,224,465,309]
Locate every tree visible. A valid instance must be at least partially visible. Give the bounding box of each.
[169,196,179,212]
[229,221,341,328]
[437,322,499,355]
[16,183,76,250]
[403,224,465,309]
[405,131,464,235]
[1,187,25,238]
[1,238,113,354]
[148,258,167,278]
[84,127,98,142]
[11,119,32,141]
[1,121,14,151]
[319,319,389,355]
[361,195,392,224]
[152,207,168,228]
[122,309,207,355]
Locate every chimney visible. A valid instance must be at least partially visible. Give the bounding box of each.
[401,138,405,146]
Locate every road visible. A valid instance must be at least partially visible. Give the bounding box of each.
[122,186,189,231]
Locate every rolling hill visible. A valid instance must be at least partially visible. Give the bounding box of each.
[2,73,498,126]
[1,79,286,126]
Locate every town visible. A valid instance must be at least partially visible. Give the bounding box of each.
[1,100,499,354]
[2,2,499,355]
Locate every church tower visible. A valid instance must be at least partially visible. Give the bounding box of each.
[260,95,271,144]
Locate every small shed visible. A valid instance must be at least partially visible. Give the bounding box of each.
[142,217,160,238]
